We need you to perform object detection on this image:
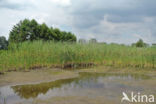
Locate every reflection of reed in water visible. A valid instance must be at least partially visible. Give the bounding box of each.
[11,78,78,99]
[11,72,151,99]
[11,73,99,99]
[3,97,6,104]
[0,90,6,104]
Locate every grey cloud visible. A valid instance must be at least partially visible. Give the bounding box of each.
[69,0,156,29]
[0,0,155,44]
[67,0,156,44]
[72,13,103,29]
[0,0,32,10]
[0,3,21,10]
[106,15,143,23]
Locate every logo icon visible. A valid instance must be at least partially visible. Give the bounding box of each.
[121,92,131,102]
[121,92,155,103]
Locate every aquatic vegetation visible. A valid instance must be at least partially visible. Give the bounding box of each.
[0,41,155,72]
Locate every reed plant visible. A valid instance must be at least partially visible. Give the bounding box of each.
[0,41,155,72]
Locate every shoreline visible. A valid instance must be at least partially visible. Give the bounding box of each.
[0,66,156,87]
[0,68,79,87]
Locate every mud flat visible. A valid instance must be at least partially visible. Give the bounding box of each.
[0,68,78,87]
[0,66,156,104]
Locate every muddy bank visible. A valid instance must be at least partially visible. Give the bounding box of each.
[1,69,156,104]
[0,68,78,87]
[0,66,156,87]
[28,96,118,104]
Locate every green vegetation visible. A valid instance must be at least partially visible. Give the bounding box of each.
[0,19,155,73]
[0,36,8,50]
[9,19,76,43]
[132,39,149,47]
[0,41,155,72]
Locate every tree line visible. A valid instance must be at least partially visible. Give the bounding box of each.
[9,19,77,43]
[0,37,154,50]
[0,19,155,50]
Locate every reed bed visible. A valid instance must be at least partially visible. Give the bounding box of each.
[0,41,155,72]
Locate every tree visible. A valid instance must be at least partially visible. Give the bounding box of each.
[9,19,40,42]
[132,39,148,47]
[0,36,8,50]
[136,39,144,47]
[39,23,51,40]
[152,43,156,47]
[9,19,77,42]
[64,32,77,42]
[53,28,63,41]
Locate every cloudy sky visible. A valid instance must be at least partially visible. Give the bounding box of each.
[0,0,156,44]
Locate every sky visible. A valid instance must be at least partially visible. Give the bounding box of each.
[0,0,156,44]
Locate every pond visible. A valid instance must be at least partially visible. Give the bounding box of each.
[0,72,156,104]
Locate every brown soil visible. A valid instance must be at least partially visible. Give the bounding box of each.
[0,68,78,87]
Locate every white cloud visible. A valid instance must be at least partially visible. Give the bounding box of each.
[6,0,35,4]
[75,14,156,44]
[50,0,71,6]
[0,0,72,38]
[0,0,155,44]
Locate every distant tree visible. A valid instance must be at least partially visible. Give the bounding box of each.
[0,36,8,50]
[136,39,144,47]
[110,43,116,45]
[100,42,107,44]
[120,44,126,46]
[132,39,148,47]
[78,39,87,44]
[9,19,77,42]
[152,43,156,47]
[89,38,97,43]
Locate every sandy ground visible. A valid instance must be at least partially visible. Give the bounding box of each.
[14,96,154,104]
[0,68,78,87]
[31,96,119,104]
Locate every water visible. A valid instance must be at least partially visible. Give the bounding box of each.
[0,72,155,104]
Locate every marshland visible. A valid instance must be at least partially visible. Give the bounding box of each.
[0,18,156,104]
[0,41,155,72]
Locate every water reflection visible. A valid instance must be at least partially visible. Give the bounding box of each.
[0,93,6,104]
[11,78,77,99]
[0,72,153,104]
[11,72,150,99]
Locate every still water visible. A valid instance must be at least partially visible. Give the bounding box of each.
[0,72,155,104]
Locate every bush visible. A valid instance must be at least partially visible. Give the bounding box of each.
[0,36,8,50]
[132,39,148,47]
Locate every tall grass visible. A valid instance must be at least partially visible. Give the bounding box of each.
[0,41,155,72]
